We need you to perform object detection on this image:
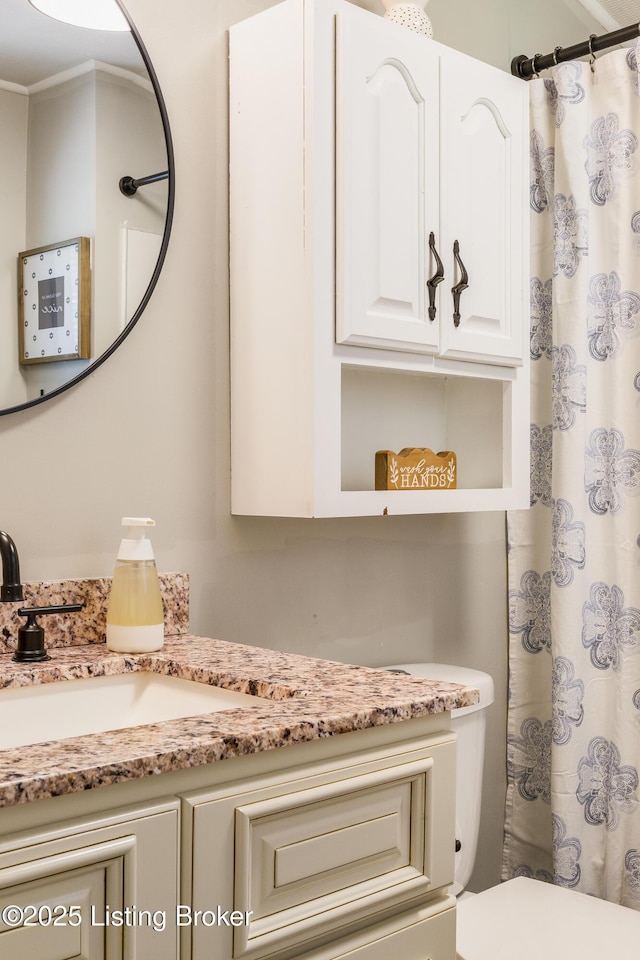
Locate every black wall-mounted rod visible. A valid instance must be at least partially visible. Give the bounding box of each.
[119,170,169,197]
[511,21,640,79]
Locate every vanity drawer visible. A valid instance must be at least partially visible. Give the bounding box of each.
[299,898,456,960]
[187,736,456,960]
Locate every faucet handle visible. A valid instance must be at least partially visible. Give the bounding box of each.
[17,604,84,617]
[14,604,84,663]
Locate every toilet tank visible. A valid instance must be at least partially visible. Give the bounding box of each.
[382,662,494,896]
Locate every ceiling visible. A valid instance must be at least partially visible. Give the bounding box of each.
[572,0,638,30]
[5,0,636,91]
[0,0,143,89]
[600,0,640,24]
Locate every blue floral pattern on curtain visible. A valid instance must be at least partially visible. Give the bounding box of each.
[504,40,640,908]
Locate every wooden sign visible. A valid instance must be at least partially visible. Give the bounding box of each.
[375,448,457,490]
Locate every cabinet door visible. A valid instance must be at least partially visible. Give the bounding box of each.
[0,802,179,960]
[438,52,527,365]
[0,860,110,960]
[336,6,440,354]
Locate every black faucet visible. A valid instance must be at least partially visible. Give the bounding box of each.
[0,530,83,662]
[0,531,24,602]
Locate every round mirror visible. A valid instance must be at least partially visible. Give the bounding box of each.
[0,0,174,415]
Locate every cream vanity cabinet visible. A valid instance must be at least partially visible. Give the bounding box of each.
[0,719,456,960]
[182,730,456,960]
[230,0,530,518]
[0,799,179,960]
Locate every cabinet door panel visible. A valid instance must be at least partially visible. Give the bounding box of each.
[0,864,108,960]
[439,54,526,365]
[0,804,179,960]
[336,7,439,353]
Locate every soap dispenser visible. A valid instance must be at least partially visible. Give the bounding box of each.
[106,517,164,653]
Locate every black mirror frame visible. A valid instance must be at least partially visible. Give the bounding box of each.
[1,0,175,417]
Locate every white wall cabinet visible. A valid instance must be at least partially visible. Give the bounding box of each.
[336,5,526,366]
[229,0,530,517]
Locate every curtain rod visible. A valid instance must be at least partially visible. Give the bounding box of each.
[511,21,640,79]
[119,171,169,197]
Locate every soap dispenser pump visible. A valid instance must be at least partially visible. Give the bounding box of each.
[106,517,164,653]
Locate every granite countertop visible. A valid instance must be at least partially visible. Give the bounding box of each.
[0,635,479,807]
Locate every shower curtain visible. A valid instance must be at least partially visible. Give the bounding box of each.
[504,41,640,907]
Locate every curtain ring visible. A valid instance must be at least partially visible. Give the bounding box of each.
[553,45,563,66]
[532,53,543,77]
[588,34,597,72]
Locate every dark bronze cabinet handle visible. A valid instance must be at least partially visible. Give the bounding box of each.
[451,240,469,327]
[426,232,444,321]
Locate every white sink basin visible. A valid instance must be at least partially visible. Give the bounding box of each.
[0,672,263,750]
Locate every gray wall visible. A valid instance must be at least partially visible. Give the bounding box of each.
[0,87,27,407]
[0,0,602,892]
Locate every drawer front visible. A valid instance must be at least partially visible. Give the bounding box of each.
[234,743,455,958]
[299,899,456,960]
[234,757,433,949]
[189,737,455,960]
[332,907,455,960]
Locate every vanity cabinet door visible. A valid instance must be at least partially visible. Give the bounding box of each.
[0,862,108,960]
[0,800,179,960]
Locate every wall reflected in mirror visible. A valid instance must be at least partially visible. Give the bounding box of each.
[0,0,171,413]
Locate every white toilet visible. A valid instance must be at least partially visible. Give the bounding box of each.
[384,662,640,959]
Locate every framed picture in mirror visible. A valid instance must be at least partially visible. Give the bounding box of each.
[18,237,91,365]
